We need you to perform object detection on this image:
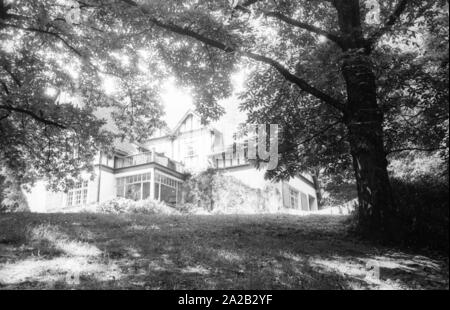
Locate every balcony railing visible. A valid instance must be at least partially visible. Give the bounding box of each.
[209,151,250,169]
[114,152,153,169]
[154,154,184,173]
[114,152,184,173]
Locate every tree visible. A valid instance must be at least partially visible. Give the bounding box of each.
[85,0,445,238]
[0,0,165,191]
[0,167,29,212]
[1,0,448,238]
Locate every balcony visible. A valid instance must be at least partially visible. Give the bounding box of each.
[114,152,184,173]
[209,149,250,169]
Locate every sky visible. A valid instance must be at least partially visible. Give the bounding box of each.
[160,70,249,145]
[48,65,249,145]
[96,54,250,145]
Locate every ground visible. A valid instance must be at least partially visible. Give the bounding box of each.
[0,213,448,290]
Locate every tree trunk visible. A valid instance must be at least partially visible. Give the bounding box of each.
[334,0,397,239]
[342,52,397,239]
[311,169,323,208]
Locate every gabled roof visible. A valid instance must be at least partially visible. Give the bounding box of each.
[171,109,202,134]
[113,139,138,155]
[148,125,173,140]
[145,109,222,142]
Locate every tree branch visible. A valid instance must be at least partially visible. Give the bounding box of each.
[120,0,344,112]
[234,0,261,12]
[0,80,10,94]
[386,146,447,155]
[1,65,22,87]
[0,22,84,58]
[233,0,344,48]
[235,0,333,13]
[0,104,67,129]
[369,0,410,47]
[0,20,128,81]
[0,111,10,121]
[241,51,343,110]
[278,120,342,154]
[263,11,345,48]
[297,120,342,146]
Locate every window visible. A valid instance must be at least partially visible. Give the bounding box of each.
[289,188,299,209]
[116,173,151,201]
[116,172,182,205]
[67,192,73,206]
[154,172,182,205]
[154,182,160,200]
[308,195,317,211]
[300,192,309,211]
[185,143,195,158]
[183,139,198,167]
[67,181,88,207]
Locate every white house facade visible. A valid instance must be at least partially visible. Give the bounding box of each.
[25,110,318,212]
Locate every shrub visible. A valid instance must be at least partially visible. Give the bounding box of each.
[390,176,449,252]
[0,171,30,213]
[352,175,449,252]
[95,197,180,215]
[0,183,29,213]
[182,169,216,211]
[389,153,446,182]
[320,182,357,208]
[183,170,283,214]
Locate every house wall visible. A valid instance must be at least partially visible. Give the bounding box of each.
[24,112,319,213]
[144,112,224,173]
[24,181,48,213]
[222,165,317,211]
[285,177,317,200]
[221,166,283,212]
[44,191,66,212]
[145,138,173,158]
[172,129,215,172]
[222,165,274,189]
[114,167,154,179]
[25,152,107,211]
[96,152,115,169]
[94,167,116,203]
[282,177,318,211]
[25,177,100,212]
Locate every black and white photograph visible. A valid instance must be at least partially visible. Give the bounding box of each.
[0,0,448,293]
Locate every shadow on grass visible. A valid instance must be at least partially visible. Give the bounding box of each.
[0,213,448,290]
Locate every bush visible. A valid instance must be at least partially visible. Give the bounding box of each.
[352,175,449,252]
[320,182,357,208]
[389,153,446,182]
[182,169,216,211]
[94,197,180,215]
[390,176,449,252]
[183,170,283,214]
[0,182,29,213]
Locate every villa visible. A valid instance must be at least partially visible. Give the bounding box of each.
[25,110,319,212]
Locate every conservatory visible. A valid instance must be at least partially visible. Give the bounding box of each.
[115,171,183,205]
[106,150,186,206]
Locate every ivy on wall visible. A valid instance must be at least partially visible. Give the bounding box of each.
[182,169,282,213]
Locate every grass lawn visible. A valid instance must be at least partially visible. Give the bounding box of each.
[0,212,448,290]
